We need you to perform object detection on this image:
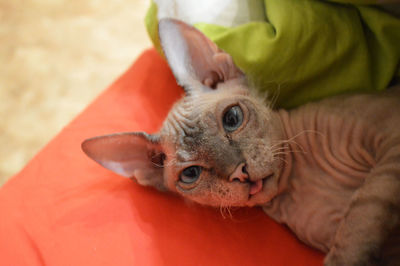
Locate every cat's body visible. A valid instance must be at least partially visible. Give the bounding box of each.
[266,91,400,257]
[82,19,400,265]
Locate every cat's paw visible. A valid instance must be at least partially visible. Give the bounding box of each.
[324,248,347,266]
[324,247,379,266]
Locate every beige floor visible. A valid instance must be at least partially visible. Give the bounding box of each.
[0,0,152,185]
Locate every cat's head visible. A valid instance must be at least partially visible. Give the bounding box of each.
[82,19,286,207]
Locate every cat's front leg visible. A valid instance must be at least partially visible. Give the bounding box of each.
[324,149,400,266]
[324,244,380,266]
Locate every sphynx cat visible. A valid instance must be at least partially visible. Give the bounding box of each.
[82,19,400,265]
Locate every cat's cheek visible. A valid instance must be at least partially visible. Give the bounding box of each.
[224,184,253,207]
[192,183,249,207]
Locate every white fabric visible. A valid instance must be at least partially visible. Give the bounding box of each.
[154,0,266,27]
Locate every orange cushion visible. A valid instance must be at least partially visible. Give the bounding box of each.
[0,49,323,265]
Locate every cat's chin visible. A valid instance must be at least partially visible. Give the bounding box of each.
[245,175,277,207]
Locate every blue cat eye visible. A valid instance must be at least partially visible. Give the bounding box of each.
[180,166,202,184]
[223,105,243,132]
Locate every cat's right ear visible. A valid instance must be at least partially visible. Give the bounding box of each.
[82,132,166,190]
[158,18,244,93]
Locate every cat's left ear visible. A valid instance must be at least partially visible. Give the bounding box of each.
[159,18,244,92]
[82,132,166,190]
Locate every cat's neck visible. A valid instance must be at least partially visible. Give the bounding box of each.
[273,109,295,196]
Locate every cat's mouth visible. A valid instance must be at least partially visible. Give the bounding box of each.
[248,172,274,197]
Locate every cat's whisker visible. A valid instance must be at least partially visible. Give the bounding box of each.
[270,146,291,153]
[270,142,305,155]
[270,140,292,150]
[272,129,324,149]
[267,84,281,109]
[271,151,292,158]
[219,203,233,220]
[271,148,306,155]
[219,205,225,219]
[271,130,324,154]
[287,129,325,141]
[225,206,233,219]
[272,151,289,156]
[162,158,179,168]
[274,156,289,165]
[271,139,301,149]
[221,206,229,220]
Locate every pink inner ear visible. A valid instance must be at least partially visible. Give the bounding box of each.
[168,19,243,88]
[81,132,163,179]
[203,53,239,88]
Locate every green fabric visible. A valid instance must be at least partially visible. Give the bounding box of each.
[327,0,382,4]
[145,2,163,56]
[145,0,400,108]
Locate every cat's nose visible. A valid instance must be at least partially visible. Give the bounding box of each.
[229,163,249,183]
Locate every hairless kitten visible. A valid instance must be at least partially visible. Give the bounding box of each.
[82,19,400,265]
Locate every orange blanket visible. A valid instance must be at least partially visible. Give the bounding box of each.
[0,49,323,265]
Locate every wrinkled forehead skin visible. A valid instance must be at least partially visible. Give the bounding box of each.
[161,80,245,140]
[159,79,272,173]
[161,93,221,163]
